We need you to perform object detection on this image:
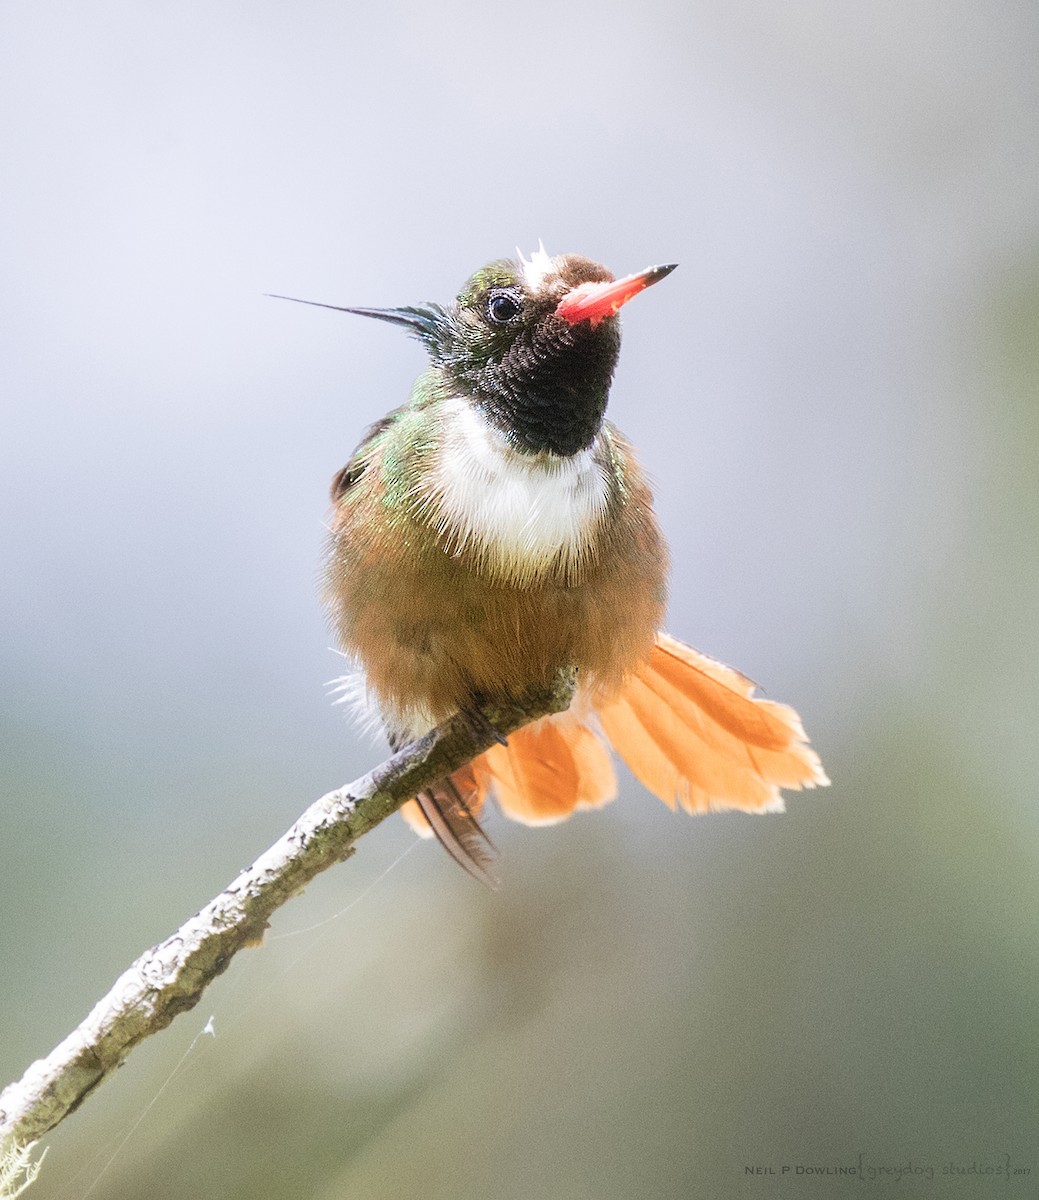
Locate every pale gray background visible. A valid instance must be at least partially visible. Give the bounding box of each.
[2,2,1038,1197]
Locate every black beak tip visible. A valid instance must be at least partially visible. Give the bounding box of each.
[649,263,678,283]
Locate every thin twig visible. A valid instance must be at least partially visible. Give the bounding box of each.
[0,669,575,1161]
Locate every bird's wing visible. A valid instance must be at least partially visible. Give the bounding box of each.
[328,407,405,502]
[399,762,499,889]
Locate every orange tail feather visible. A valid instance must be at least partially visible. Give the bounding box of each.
[403,631,827,836]
[478,715,617,825]
[599,633,828,814]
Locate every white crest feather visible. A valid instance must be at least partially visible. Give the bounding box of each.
[517,240,555,291]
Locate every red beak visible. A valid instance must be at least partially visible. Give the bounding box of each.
[555,263,677,327]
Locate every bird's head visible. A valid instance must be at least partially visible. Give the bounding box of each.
[271,246,676,457]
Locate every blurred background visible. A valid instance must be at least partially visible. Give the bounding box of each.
[2,1,1038,1196]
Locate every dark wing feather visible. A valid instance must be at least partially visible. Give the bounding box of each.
[414,775,498,889]
[329,409,404,502]
[389,727,498,888]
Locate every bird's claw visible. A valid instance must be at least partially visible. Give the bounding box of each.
[460,705,509,747]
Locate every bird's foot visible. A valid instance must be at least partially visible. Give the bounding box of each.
[460,704,509,748]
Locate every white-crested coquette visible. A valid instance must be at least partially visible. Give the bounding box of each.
[272,245,828,884]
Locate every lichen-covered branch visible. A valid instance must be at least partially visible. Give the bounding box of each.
[0,670,575,1162]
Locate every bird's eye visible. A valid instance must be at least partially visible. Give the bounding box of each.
[486,289,522,325]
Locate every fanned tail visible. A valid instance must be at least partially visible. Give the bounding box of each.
[597,632,829,813]
[399,632,828,868]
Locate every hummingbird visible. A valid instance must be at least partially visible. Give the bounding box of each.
[273,246,828,885]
